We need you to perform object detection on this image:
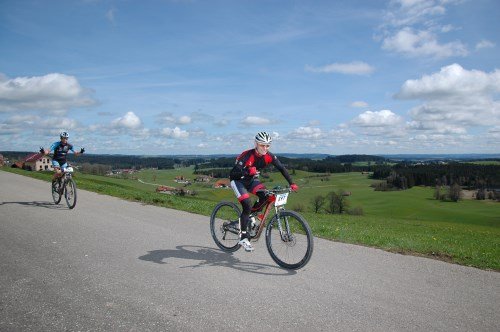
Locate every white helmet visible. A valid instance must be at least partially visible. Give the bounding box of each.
[255,131,272,144]
[60,131,69,138]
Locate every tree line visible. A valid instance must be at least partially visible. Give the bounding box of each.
[371,163,500,190]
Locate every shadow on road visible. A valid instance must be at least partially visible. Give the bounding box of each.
[0,201,66,210]
[138,245,297,276]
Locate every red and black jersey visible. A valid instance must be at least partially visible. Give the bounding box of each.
[229,149,293,184]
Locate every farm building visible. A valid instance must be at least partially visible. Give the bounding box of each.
[195,175,211,182]
[156,185,177,193]
[12,153,53,171]
[214,179,230,188]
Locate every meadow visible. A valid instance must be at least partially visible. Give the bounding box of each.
[2,166,499,271]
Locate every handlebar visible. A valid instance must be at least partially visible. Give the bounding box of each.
[257,186,292,196]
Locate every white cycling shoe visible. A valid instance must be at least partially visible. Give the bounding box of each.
[238,238,254,252]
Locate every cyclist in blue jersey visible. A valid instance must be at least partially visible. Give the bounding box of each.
[40,131,84,184]
[229,132,298,252]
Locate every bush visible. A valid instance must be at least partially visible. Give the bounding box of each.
[311,195,325,213]
[476,189,486,200]
[347,206,364,215]
[448,183,462,202]
[292,203,305,212]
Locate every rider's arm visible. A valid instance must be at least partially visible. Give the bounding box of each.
[229,150,252,180]
[271,154,293,185]
[68,143,80,156]
[48,142,59,154]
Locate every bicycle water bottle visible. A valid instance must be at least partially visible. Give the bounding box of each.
[249,215,259,237]
[250,216,256,228]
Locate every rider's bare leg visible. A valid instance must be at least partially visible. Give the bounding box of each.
[52,167,62,181]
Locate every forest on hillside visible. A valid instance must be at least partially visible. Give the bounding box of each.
[371,163,500,190]
[3,151,499,190]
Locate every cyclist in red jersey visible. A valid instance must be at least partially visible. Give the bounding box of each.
[229,132,298,252]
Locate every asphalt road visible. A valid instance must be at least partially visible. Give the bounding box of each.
[1,170,499,331]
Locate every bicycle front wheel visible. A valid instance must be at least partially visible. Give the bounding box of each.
[210,202,241,252]
[266,210,313,270]
[51,181,62,204]
[64,179,77,209]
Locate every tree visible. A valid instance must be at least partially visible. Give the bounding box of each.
[448,183,462,202]
[311,195,325,213]
[335,189,350,214]
[476,189,486,200]
[325,191,338,214]
[434,185,445,201]
[325,190,350,214]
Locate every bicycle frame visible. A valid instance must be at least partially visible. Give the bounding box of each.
[57,166,73,188]
[63,166,73,180]
[249,190,287,241]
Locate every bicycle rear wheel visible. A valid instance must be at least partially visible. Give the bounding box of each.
[266,210,313,270]
[210,202,241,252]
[51,180,62,204]
[64,179,77,209]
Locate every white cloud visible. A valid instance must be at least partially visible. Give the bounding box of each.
[383,0,450,27]
[351,110,403,127]
[158,112,193,125]
[112,111,142,130]
[350,101,369,108]
[241,116,271,126]
[178,115,192,124]
[161,127,189,139]
[0,123,22,135]
[329,128,355,138]
[305,61,375,75]
[0,73,97,112]
[407,121,467,134]
[396,64,500,128]
[396,64,500,99]
[290,126,324,140]
[38,117,79,132]
[106,8,116,24]
[4,114,40,125]
[379,1,468,59]
[476,39,495,50]
[382,27,467,58]
[214,119,229,127]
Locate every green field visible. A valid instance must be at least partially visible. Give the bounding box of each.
[468,161,500,165]
[2,166,499,271]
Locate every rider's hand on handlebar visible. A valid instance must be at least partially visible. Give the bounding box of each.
[80,147,85,154]
[39,147,45,154]
[247,166,258,176]
[290,183,299,192]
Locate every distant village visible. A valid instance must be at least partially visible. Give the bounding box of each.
[154,175,230,195]
[1,152,231,196]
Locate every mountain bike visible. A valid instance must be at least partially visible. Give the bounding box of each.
[51,165,77,209]
[210,186,314,270]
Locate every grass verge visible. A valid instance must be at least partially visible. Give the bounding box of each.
[2,167,499,271]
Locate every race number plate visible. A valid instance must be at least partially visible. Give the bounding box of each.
[65,167,74,173]
[274,193,289,207]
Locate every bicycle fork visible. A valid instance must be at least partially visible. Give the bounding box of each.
[275,208,293,243]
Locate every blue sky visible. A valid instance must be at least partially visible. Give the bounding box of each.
[1,0,499,155]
